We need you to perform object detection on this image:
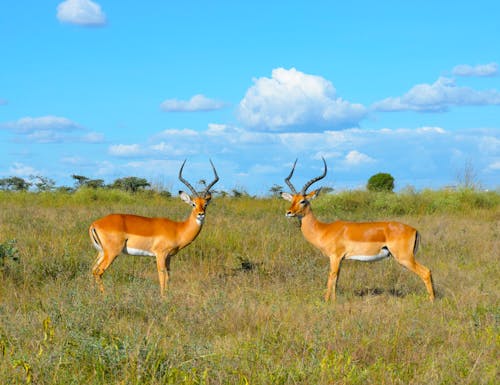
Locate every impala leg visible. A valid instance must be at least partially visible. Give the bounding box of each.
[325,256,343,302]
[156,253,172,298]
[396,256,435,302]
[92,251,118,293]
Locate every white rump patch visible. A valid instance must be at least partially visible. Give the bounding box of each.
[91,228,103,251]
[347,248,390,262]
[122,246,155,257]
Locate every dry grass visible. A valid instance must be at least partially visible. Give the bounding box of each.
[0,190,498,384]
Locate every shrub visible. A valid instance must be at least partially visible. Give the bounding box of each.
[367,173,395,192]
[0,239,19,267]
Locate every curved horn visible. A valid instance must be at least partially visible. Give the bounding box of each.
[178,159,198,196]
[202,159,219,197]
[300,157,327,194]
[284,159,298,194]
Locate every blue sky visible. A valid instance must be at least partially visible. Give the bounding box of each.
[1,0,499,195]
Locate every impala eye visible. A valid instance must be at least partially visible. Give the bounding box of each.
[300,199,306,205]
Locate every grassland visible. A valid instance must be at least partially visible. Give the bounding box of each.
[0,189,498,384]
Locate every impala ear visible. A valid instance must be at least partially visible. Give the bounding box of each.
[281,192,293,202]
[204,192,212,203]
[307,189,321,201]
[179,191,194,205]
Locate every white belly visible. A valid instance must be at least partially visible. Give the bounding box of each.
[122,246,155,257]
[347,248,390,262]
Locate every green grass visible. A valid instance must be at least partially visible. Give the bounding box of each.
[0,190,498,384]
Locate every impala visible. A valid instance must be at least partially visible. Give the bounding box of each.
[89,159,219,296]
[281,158,435,302]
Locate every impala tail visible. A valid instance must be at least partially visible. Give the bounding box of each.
[414,231,421,256]
[89,226,103,252]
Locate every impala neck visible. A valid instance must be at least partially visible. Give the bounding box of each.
[178,209,204,245]
[299,204,329,248]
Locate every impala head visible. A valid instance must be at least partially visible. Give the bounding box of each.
[178,159,219,224]
[281,158,327,218]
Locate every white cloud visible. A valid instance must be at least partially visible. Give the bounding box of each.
[0,115,104,143]
[1,115,81,133]
[108,144,144,157]
[487,161,500,171]
[60,124,498,193]
[155,128,199,137]
[373,77,500,112]
[344,150,375,166]
[81,132,105,143]
[452,63,498,77]
[9,162,39,177]
[238,67,367,131]
[160,94,225,112]
[57,0,106,26]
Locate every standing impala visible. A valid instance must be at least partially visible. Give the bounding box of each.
[281,158,435,302]
[89,159,219,297]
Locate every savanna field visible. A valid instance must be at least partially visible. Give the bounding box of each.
[0,189,498,384]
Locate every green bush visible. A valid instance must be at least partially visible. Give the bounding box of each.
[367,173,395,192]
[0,239,19,267]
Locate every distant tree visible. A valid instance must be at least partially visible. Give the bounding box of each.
[320,186,335,194]
[111,177,150,192]
[269,184,283,197]
[367,173,395,192]
[85,179,105,189]
[456,159,480,190]
[71,174,90,188]
[231,187,249,198]
[0,177,31,191]
[31,175,55,192]
[72,174,105,189]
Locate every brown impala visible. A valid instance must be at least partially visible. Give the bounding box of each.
[281,158,435,302]
[89,159,219,296]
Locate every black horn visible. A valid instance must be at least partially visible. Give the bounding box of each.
[178,159,198,196]
[284,159,298,194]
[300,157,327,194]
[202,159,219,197]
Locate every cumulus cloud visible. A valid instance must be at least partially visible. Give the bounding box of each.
[237,67,367,131]
[372,77,500,112]
[81,132,105,143]
[344,150,375,166]
[160,94,225,112]
[0,115,104,143]
[9,162,39,177]
[452,63,498,77]
[57,0,106,26]
[72,123,498,193]
[1,116,81,133]
[108,144,144,157]
[487,161,500,171]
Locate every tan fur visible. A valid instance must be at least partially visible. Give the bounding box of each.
[89,194,211,297]
[282,190,435,302]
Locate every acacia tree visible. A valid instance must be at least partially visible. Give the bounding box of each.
[31,175,55,192]
[367,173,395,192]
[111,177,150,192]
[71,174,104,189]
[269,184,283,197]
[0,177,31,191]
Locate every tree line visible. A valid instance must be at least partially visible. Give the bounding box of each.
[0,175,151,193]
[0,172,397,195]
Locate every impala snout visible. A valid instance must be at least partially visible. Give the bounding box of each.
[286,210,296,217]
[196,211,206,223]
